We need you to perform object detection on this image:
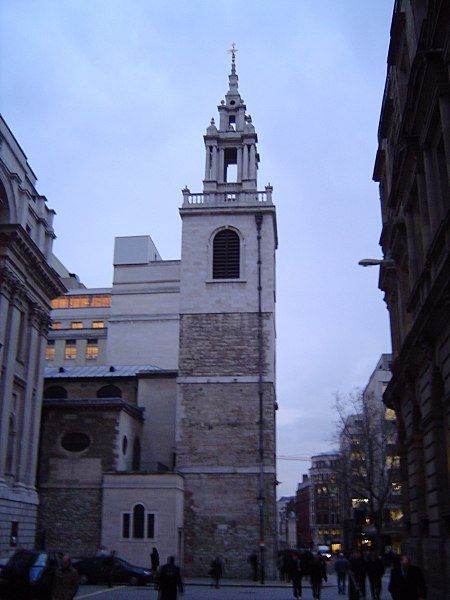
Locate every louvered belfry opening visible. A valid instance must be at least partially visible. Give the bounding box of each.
[212,229,240,279]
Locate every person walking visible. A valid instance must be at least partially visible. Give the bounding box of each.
[349,551,367,599]
[288,552,303,599]
[151,547,160,576]
[51,555,79,600]
[248,552,258,581]
[367,552,385,599]
[334,552,349,595]
[157,556,184,600]
[388,555,427,600]
[310,554,327,599]
[209,556,223,588]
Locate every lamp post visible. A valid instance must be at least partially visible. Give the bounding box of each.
[358,258,395,268]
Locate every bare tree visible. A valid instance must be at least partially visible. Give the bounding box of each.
[333,388,399,553]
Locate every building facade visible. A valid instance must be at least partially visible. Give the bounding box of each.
[373,2,449,597]
[309,452,341,551]
[176,50,277,579]
[295,474,312,549]
[38,56,278,577]
[0,116,65,556]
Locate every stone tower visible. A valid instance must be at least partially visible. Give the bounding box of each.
[177,50,277,578]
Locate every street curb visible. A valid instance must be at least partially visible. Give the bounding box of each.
[185,581,334,589]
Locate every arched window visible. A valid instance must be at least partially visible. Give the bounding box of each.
[97,384,122,398]
[132,437,141,471]
[5,415,15,474]
[0,181,11,225]
[212,229,240,279]
[133,504,145,538]
[44,386,68,399]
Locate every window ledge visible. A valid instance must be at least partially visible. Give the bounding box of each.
[205,278,247,284]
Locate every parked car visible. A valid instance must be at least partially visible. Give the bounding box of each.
[317,545,332,560]
[73,555,153,586]
[0,549,59,599]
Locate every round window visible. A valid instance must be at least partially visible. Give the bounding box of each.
[122,435,128,455]
[61,432,90,453]
[230,100,236,105]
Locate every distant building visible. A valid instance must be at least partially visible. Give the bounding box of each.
[339,355,403,553]
[0,116,65,556]
[295,474,312,548]
[373,2,449,597]
[277,496,297,550]
[309,452,341,551]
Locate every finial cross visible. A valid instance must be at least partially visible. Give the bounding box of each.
[228,43,238,74]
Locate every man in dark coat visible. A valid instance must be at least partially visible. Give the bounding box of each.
[209,556,223,588]
[248,552,258,581]
[388,555,426,600]
[151,547,160,575]
[334,552,349,594]
[157,556,184,600]
[51,555,79,600]
[348,551,367,600]
[287,552,303,599]
[310,554,327,599]
[367,552,385,599]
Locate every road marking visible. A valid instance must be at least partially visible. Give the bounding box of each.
[76,587,125,598]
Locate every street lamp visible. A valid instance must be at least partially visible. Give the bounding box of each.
[358,258,395,268]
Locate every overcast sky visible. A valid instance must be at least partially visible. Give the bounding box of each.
[1,0,393,498]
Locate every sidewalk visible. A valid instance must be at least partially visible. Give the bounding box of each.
[184,575,336,588]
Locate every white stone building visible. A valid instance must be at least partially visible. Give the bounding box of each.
[0,115,65,556]
[39,55,278,578]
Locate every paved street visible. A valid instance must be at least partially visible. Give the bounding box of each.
[75,579,393,600]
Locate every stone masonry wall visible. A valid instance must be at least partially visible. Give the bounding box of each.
[177,382,275,467]
[183,473,277,578]
[38,488,101,556]
[179,313,271,377]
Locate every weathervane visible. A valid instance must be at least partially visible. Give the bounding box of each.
[228,42,238,74]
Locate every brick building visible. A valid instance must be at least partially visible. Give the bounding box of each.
[39,54,278,578]
[373,1,449,597]
[309,452,341,551]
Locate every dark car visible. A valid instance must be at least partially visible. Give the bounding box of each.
[0,549,58,599]
[73,555,153,586]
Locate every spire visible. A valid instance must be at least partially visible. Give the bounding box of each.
[227,43,239,93]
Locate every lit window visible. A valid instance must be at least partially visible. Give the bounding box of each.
[45,341,55,361]
[385,408,396,421]
[91,295,111,307]
[92,321,105,329]
[71,322,83,329]
[51,322,62,330]
[86,339,99,360]
[64,340,77,360]
[51,297,69,309]
[69,296,90,309]
[391,483,402,495]
[389,509,403,522]
[386,455,401,468]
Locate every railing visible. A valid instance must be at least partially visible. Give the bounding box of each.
[182,185,273,207]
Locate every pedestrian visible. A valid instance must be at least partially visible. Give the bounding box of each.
[388,554,427,600]
[310,553,327,599]
[51,554,79,600]
[288,552,303,599]
[348,551,367,600]
[151,547,160,576]
[103,549,115,588]
[367,552,385,599]
[248,552,258,581]
[157,556,184,600]
[209,556,223,588]
[334,552,349,595]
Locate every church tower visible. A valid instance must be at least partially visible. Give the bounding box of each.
[177,48,277,578]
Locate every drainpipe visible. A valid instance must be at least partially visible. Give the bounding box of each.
[255,212,265,584]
